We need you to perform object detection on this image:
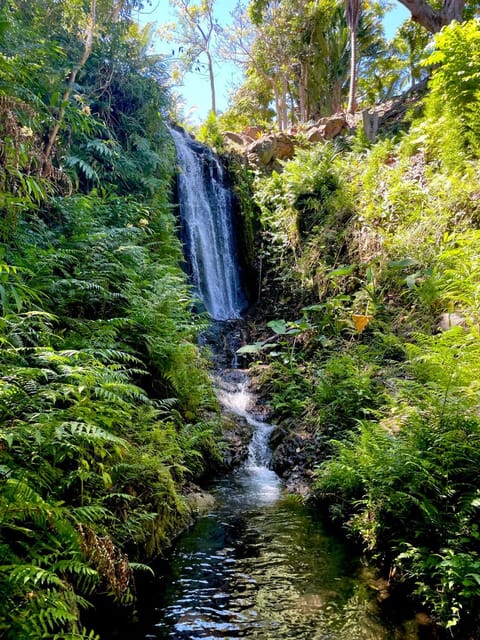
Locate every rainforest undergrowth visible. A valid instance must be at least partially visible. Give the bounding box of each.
[240,19,480,637]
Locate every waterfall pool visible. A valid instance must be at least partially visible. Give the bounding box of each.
[101,370,428,640]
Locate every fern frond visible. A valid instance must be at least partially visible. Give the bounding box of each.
[65,156,99,183]
[68,505,113,525]
[0,563,65,589]
[54,422,128,448]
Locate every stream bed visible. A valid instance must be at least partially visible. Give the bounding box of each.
[102,367,429,640]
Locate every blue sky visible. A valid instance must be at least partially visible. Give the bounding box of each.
[136,0,410,124]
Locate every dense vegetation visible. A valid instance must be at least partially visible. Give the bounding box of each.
[236,18,480,638]
[0,2,223,638]
[2,0,480,637]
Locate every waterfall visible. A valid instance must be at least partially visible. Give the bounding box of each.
[169,126,247,321]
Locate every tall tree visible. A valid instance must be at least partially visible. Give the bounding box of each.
[160,0,219,114]
[42,0,97,175]
[393,20,431,87]
[225,0,386,125]
[345,0,361,114]
[220,0,294,129]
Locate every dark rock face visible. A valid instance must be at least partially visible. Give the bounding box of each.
[220,412,254,470]
[269,425,324,496]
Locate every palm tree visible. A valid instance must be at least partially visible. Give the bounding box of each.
[345,0,360,114]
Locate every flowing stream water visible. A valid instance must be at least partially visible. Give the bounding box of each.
[103,364,424,639]
[101,133,427,639]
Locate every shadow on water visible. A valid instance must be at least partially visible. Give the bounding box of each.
[101,357,430,640]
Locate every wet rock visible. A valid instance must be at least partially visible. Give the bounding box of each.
[220,412,254,470]
[368,576,391,602]
[184,487,216,515]
[270,426,323,496]
[415,612,434,627]
[199,320,248,369]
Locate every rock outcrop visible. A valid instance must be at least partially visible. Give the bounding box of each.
[225,113,348,171]
[223,82,428,171]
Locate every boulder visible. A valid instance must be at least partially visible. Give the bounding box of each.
[435,312,468,332]
[274,132,295,160]
[318,114,347,139]
[305,126,325,143]
[305,114,347,143]
[243,125,263,140]
[224,131,248,146]
[185,489,216,516]
[247,133,277,165]
[246,132,295,167]
[226,116,347,171]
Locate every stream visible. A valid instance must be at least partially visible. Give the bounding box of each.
[100,132,429,639]
[104,363,427,640]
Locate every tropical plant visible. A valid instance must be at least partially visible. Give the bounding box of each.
[0,2,223,638]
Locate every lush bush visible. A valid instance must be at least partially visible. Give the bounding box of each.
[253,144,351,312]
[423,19,480,165]
[0,4,222,638]
[248,19,480,636]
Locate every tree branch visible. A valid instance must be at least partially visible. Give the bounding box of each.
[42,0,97,176]
[395,0,465,33]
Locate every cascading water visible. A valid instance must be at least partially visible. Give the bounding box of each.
[214,369,281,505]
[169,126,247,321]
[101,362,425,639]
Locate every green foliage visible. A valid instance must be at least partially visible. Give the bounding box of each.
[0,3,222,638]
[315,408,480,631]
[397,20,480,175]
[248,17,480,636]
[424,19,480,161]
[254,144,350,310]
[306,353,381,436]
[228,0,392,128]
[196,111,225,152]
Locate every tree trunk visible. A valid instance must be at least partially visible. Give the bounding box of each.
[112,0,124,22]
[395,0,465,33]
[332,82,342,113]
[280,73,288,130]
[345,0,360,115]
[299,61,308,123]
[42,0,96,176]
[346,27,357,114]
[273,83,281,130]
[205,50,216,115]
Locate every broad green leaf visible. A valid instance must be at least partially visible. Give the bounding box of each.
[267,319,288,334]
[388,258,419,269]
[327,265,354,278]
[237,342,265,354]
